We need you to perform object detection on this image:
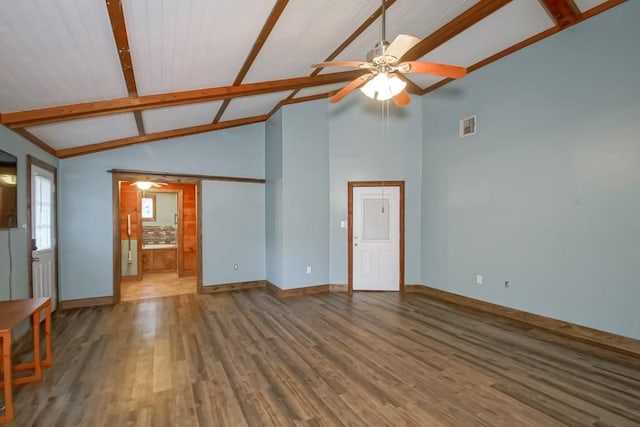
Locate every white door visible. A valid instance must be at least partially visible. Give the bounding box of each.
[31,164,57,311]
[352,186,400,291]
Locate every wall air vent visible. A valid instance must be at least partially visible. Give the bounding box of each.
[459,115,476,138]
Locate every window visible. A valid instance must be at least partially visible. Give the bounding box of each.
[141,194,156,221]
[34,175,53,250]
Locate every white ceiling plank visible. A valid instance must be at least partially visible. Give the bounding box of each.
[406,74,446,90]
[27,113,139,150]
[328,0,481,69]
[573,0,609,13]
[221,91,291,122]
[142,101,223,134]
[123,0,277,96]
[0,0,127,112]
[244,0,380,83]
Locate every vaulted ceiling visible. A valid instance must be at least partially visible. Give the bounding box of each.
[0,0,625,158]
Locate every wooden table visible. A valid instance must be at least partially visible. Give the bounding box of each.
[0,298,53,424]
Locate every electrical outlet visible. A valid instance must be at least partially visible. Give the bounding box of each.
[234,263,238,270]
[504,281,509,288]
[306,266,312,274]
[476,274,483,285]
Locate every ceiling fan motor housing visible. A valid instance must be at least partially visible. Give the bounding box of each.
[366,40,391,63]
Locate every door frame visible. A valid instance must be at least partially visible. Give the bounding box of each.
[348,181,405,292]
[112,172,202,303]
[26,155,59,308]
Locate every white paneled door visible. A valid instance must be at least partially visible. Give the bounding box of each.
[352,186,400,291]
[31,163,57,311]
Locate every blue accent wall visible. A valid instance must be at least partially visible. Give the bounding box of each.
[0,126,58,302]
[329,98,423,285]
[265,110,284,286]
[59,124,265,299]
[421,2,640,339]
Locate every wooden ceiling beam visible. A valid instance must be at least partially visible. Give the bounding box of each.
[213,0,290,124]
[105,0,138,98]
[422,0,626,95]
[56,115,268,158]
[539,0,581,28]
[402,0,511,62]
[105,0,146,138]
[2,70,364,129]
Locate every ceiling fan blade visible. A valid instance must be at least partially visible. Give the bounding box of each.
[385,34,421,61]
[393,89,411,107]
[330,74,372,103]
[398,61,467,79]
[312,61,371,69]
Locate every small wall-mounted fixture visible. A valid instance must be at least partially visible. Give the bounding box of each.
[459,115,476,138]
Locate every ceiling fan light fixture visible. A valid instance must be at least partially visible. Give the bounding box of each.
[135,181,153,190]
[360,72,406,101]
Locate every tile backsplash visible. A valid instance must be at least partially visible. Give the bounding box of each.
[142,225,176,245]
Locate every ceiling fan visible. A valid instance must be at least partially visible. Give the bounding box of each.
[312,0,467,107]
[130,181,167,190]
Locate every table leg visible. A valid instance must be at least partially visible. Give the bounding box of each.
[31,310,42,382]
[0,331,14,423]
[42,301,53,367]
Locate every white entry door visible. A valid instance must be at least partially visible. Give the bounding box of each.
[31,164,57,311]
[352,186,400,291]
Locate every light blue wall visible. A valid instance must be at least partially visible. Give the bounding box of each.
[281,101,329,288]
[329,98,423,285]
[421,2,640,339]
[0,126,58,302]
[202,181,265,285]
[265,110,284,286]
[59,124,265,299]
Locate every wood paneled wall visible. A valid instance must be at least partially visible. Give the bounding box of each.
[119,182,139,240]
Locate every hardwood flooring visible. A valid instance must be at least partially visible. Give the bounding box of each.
[121,272,196,302]
[5,290,640,426]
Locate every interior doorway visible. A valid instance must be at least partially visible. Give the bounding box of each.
[112,172,201,302]
[348,181,405,292]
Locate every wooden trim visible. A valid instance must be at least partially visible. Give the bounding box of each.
[26,156,59,312]
[539,0,581,28]
[2,71,364,129]
[348,181,405,293]
[403,0,511,62]
[213,0,290,123]
[112,176,121,302]
[196,181,203,294]
[107,169,265,184]
[329,284,349,292]
[105,0,138,97]
[12,129,56,156]
[405,284,640,357]
[177,189,184,277]
[266,281,330,298]
[422,0,626,95]
[135,188,143,280]
[133,111,145,136]
[59,296,114,310]
[202,280,266,294]
[55,115,269,158]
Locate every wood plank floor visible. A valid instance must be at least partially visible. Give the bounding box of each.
[5,290,640,426]
[121,272,196,301]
